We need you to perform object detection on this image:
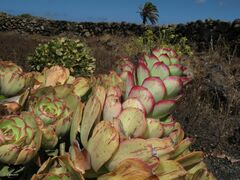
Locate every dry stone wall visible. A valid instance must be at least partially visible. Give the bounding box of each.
[0,12,239,53]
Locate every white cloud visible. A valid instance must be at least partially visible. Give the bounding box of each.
[196,0,206,4]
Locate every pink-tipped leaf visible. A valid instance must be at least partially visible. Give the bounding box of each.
[103,95,122,120]
[163,76,183,98]
[122,98,146,114]
[142,77,166,102]
[120,71,135,99]
[158,54,171,65]
[136,62,150,85]
[169,65,184,76]
[152,47,161,58]
[151,100,176,119]
[170,57,181,64]
[145,54,159,70]
[128,86,155,114]
[107,86,122,98]
[151,62,170,80]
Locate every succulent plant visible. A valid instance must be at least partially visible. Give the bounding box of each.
[63,47,214,179]
[29,86,81,149]
[31,154,84,180]
[0,46,215,179]
[114,47,191,120]
[27,38,96,76]
[0,61,33,97]
[32,65,71,90]
[0,112,42,165]
[69,84,215,179]
[32,65,91,99]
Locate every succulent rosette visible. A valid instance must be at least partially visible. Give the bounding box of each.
[0,112,42,165]
[0,61,33,97]
[0,48,215,179]
[29,93,73,149]
[114,47,191,120]
[31,154,84,180]
[69,88,215,179]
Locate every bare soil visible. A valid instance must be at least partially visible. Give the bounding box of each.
[0,31,240,179]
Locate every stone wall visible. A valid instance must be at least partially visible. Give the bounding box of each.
[0,12,151,36]
[175,19,240,51]
[0,12,239,53]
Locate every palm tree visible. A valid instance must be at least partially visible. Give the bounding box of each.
[139,2,159,25]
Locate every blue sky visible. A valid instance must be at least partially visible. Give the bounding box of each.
[0,0,239,24]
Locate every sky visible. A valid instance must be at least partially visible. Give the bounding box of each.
[0,0,239,24]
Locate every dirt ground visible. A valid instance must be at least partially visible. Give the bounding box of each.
[0,31,239,179]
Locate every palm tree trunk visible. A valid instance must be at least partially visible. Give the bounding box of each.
[143,16,147,25]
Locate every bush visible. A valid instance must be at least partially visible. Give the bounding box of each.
[27,38,96,76]
[125,28,193,57]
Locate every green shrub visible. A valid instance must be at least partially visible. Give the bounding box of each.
[27,38,96,76]
[125,28,193,57]
[158,28,193,57]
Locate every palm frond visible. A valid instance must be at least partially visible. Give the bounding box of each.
[138,1,159,25]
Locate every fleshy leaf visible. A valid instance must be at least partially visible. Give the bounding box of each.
[143,118,164,138]
[163,76,182,98]
[147,138,174,159]
[136,62,150,85]
[93,86,106,110]
[152,47,161,58]
[69,141,91,174]
[142,77,166,102]
[120,71,134,99]
[103,95,122,120]
[118,108,147,138]
[87,121,119,172]
[158,54,171,65]
[128,86,155,114]
[70,101,84,144]
[43,65,70,87]
[99,159,156,180]
[160,121,177,136]
[169,65,183,76]
[170,57,180,64]
[144,54,159,70]
[80,95,101,148]
[106,86,122,98]
[170,138,192,159]
[71,77,90,97]
[176,151,204,170]
[151,62,170,80]
[122,98,146,114]
[154,160,187,179]
[151,100,176,119]
[106,138,153,171]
